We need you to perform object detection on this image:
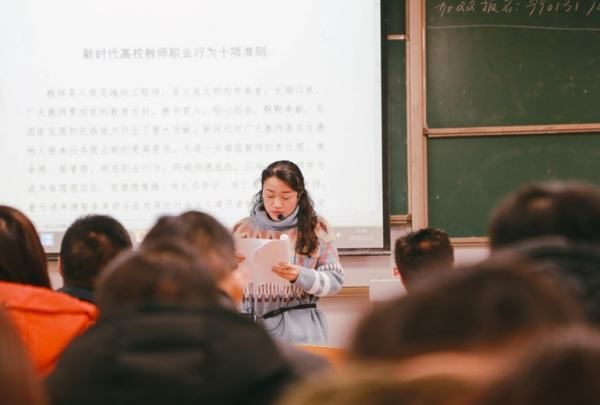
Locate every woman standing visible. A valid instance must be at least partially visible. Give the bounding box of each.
[233,160,344,345]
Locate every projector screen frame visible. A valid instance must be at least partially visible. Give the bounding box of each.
[337,2,391,257]
[1,0,391,258]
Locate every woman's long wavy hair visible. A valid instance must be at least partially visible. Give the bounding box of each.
[253,161,320,256]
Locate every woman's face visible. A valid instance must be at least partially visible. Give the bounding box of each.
[262,176,299,221]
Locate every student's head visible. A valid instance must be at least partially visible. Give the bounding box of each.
[473,327,600,405]
[0,308,47,405]
[59,215,132,290]
[143,211,242,304]
[0,206,49,288]
[96,239,219,317]
[277,365,473,405]
[497,236,600,326]
[350,256,582,362]
[394,228,454,289]
[489,181,600,250]
[253,160,319,255]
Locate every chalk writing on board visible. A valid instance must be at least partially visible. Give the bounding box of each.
[584,0,600,15]
[433,0,515,17]
[432,0,600,18]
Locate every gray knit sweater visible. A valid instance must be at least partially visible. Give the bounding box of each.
[233,214,344,345]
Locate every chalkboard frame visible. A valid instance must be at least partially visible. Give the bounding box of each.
[421,0,600,242]
[383,0,410,223]
[420,0,600,136]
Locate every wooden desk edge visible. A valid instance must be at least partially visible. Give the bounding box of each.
[336,286,370,298]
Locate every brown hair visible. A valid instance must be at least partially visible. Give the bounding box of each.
[143,211,237,281]
[253,160,319,255]
[489,181,600,249]
[351,256,582,361]
[394,228,454,289]
[0,206,49,288]
[60,215,132,290]
[96,239,220,316]
[473,327,600,405]
[277,365,472,405]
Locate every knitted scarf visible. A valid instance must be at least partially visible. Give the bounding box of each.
[250,204,299,232]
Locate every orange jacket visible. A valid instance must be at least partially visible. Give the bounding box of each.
[0,281,98,374]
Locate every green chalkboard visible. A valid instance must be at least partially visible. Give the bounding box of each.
[426,0,600,128]
[383,0,408,216]
[428,133,600,237]
[388,40,408,215]
[384,0,406,34]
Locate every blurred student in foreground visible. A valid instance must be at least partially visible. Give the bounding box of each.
[489,181,600,325]
[0,206,97,374]
[277,364,471,405]
[393,227,454,290]
[276,256,582,405]
[342,256,583,404]
[47,240,295,405]
[142,211,244,308]
[142,211,330,376]
[472,327,600,405]
[489,181,600,249]
[351,256,581,363]
[58,214,132,303]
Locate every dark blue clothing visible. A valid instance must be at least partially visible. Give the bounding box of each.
[57,286,95,304]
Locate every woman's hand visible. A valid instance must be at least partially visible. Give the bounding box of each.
[272,262,300,282]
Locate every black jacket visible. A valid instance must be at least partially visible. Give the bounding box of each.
[46,305,295,405]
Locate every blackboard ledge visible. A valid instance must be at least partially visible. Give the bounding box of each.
[387,34,407,41]
[390,214,411,225]
[426,123,600,138]
[339,249,391,257]
[451,237,488,248]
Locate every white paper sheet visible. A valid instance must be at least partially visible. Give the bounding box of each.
[235,238,289,286]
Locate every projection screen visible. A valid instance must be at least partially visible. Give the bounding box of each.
[0,0,386,252]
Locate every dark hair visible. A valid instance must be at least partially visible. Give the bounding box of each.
[498,236,600,326]
[143,211,236,281]
[253,160,319,255]
[0,206,49,288]
[489,181,600,250]
[473,327,600,405]
[96,239,219,317]
[277,365,472,405]
[60,215,132,290]
[350,256,582,362]
[394,228,454,289]
[0,308,47,405]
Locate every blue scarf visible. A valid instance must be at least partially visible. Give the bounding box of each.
[250,204,299,232]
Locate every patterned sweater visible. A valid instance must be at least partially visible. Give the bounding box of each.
[233,216,344,345]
